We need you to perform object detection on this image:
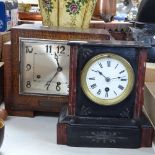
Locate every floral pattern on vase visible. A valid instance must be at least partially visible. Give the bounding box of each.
[38,0,97,28]
[38,0,58,27]
[82,0,97,28]
[59,0,87,28]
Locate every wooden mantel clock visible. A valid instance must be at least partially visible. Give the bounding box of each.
[57,40,154,148]
[4,24,110,117]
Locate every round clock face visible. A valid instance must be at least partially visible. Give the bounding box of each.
[19,38,70,96]
[81,53,135,106]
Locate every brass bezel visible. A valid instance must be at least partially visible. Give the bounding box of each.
[81,53,135,106]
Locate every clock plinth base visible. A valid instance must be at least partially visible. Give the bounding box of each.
[57,106,153,148]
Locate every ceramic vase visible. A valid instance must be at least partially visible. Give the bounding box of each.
[82,0,97,28]
[38,0,97,28]
[38,0,58,27]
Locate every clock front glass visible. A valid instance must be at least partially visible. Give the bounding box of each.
[19,38,70,96]
[81,53,135,106]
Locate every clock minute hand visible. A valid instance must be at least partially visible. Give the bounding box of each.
[45,71,59,90]
[111,76,126,80]
[45,64,63,90]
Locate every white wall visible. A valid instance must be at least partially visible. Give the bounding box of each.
[17,0,38,4]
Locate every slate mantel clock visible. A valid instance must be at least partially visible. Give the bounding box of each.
[57,40,154,148]
[4,24,110,117]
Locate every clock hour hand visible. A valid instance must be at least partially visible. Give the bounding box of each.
[54,53,61,68]
[92,69,107,79]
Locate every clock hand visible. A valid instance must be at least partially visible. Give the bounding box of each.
[54,53,61,68]
[45,65,63,90]
[45,53,63,90]
[91,70,107,79]
[45,71,59,91]
[91,69,111,82]
[111,76,126,80]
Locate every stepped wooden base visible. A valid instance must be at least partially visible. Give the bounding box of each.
[7,110,34,117]
[6,108,61,117]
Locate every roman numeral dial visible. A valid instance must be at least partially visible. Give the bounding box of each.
[81,53,135,106]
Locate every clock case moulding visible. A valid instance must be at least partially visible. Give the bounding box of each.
[3,24,110,117]
[57,40,154,148]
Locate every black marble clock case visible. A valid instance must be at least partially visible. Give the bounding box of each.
[76,44,137,118]
[57,40,154,148]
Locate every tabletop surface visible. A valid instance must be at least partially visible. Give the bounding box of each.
[1,115,155,155]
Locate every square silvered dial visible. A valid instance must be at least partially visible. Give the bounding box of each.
[19,38,70,96]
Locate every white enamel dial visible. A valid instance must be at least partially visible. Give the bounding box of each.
[19,38,70,96]
[81,53,135,106]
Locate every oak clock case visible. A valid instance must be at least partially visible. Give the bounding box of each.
[14,38,70,116]
[4,24,110,116]
[57,41,154,148]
